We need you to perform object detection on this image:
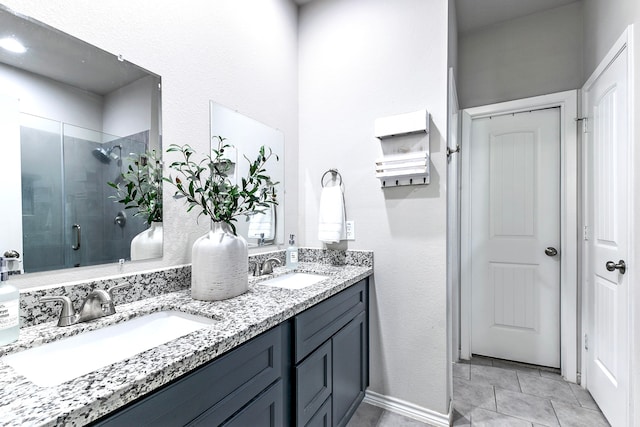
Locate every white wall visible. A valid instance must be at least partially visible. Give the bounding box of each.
[0,95,22,267]
[458,2,583,109]
[298,0,450,415]
[447,0,459,409]
[103,75,156,139]
[0,62,103,129]
[582,0,640,424]
[3,0,299,288]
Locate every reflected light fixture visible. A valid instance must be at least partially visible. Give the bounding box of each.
[0,37,27,53]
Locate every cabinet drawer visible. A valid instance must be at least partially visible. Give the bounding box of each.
[191,380,283,427]
[296,340,332,426]
[294,279,367,362]
[94,325,283,426]
[305,396,332,427]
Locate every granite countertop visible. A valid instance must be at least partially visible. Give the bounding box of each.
[0,261,373,426]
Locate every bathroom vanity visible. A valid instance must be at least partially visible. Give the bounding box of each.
[0,249,373,427]
[94,279,368,427]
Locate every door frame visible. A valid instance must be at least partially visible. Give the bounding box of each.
[460,90,579,382]
[581,25,635,423]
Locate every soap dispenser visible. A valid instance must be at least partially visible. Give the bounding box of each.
[0,257,19,345]
[286,234,298,270]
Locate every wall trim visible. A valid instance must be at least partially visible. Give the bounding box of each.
[363,390,451,427]
[460,90,579,382]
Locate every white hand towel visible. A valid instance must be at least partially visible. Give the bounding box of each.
[248,205,275,240]
[318,186,346,244]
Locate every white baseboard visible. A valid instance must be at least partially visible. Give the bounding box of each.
[363,390,451,427]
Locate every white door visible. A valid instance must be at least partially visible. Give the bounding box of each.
[583,39,629,427]
[470,109,560,368]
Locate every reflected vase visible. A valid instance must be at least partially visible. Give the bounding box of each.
[130,221,163,261]
[191,221,248,301]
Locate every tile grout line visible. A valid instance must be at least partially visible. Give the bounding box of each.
[549,399,562,427]
[567,381,585,409]
[516,368,523,393]
[493,385,498,413]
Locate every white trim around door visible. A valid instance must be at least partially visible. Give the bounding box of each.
[460,90,579,382]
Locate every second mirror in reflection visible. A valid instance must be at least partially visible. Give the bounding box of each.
[209,102,285,248]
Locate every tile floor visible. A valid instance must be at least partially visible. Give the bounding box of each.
[347,402,435,427]
[452,356,610,426]
[347,356,611,426]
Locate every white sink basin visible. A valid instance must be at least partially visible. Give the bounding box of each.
[3,311,215,387]
[260,272,329,290]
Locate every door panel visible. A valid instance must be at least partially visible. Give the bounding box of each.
[471,109,560,368]
[490,131,536,238]
[583,40,629,427]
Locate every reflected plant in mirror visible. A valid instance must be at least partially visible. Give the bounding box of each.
[0,6,163,274]
[209,102,285,247]
[108,151,163,261]
[108,151,163,225]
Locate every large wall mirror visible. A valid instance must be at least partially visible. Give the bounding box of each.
[0,6,162,275]
[210,102,284,248]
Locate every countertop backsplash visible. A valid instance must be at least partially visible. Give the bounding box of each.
[0,248,373,426]
[18,248,373,328]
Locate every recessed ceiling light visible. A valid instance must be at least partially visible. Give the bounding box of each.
[0,37,27,53]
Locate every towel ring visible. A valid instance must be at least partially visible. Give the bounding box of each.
[321,168,343,188]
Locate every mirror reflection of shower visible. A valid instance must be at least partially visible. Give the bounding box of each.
[19,113,149,273]
[92,144,122,165]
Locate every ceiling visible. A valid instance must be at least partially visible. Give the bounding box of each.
[455,0,578,34]
[0,8,149,95]
[295,1,579,34]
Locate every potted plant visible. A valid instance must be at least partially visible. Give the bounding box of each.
[165,136,278,301]
[108,150,163,260]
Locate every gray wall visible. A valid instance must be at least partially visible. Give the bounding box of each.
[458,2,583,109]
[298,0,450,415]
[582,0,637,77]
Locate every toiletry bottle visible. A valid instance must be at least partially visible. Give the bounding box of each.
[286,234,298,270]
[0,257,19,345]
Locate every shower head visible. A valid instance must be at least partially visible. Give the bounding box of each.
[92,144,122,164]
[92,147,111,163]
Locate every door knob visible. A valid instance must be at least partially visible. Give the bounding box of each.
[544,247,558,257]
[605,260,626,274]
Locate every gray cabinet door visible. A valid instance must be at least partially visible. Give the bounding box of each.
[332,310,367,427]
[296,340,332,426]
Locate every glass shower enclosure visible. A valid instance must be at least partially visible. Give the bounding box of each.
[20,113,148,273]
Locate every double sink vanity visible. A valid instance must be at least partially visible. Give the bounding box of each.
[0,249,373,427]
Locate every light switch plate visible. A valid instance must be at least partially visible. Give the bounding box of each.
[346,221,355,240]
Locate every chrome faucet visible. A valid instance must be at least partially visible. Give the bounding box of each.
[41,282,131,327]
[250,258,282,276]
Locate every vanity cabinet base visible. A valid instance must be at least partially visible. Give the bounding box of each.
[295,279,369,427]
[92,324,288,427]
[92,278,369,427]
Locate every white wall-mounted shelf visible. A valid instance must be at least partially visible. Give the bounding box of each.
[374,110,429,139]
[375,151,430,187]
[374,110,430,188]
